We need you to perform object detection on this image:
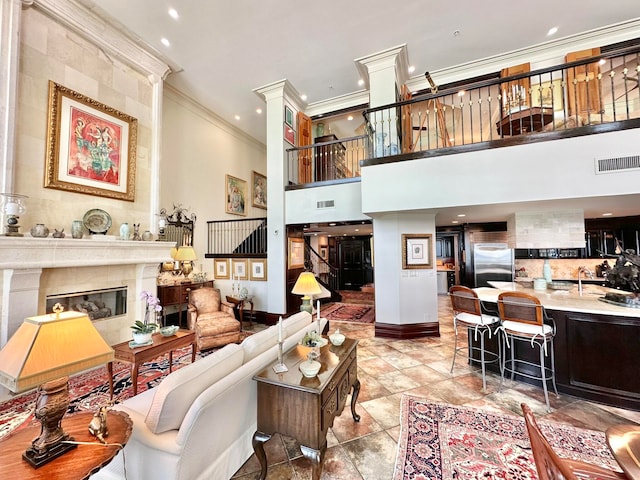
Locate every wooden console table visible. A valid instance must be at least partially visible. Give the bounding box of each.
[108,329,196,397]
[496,106,554,135]
[0,410,132,480]
[226,295,254,330]
[252,337,360,480]
[157,280,213,327]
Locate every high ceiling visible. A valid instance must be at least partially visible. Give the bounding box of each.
[84,0,640,145]
[78,1,640,232]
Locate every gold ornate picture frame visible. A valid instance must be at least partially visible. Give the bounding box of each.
[44,81,137,201]
[252,171,267,209]
[288,237,304,269]
[231,259,248,280]
[250,259,267,281]
[402,234,433,269]
[214,258,229,279]
[225,174,247,216]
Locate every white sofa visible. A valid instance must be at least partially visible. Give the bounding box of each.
[92,311,326,480]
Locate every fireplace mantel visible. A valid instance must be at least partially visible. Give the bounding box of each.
[0,237,172,269]
[0,237,175,347]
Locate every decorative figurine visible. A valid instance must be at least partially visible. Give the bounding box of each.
[132,223,141,241]
[88,404,110,444]
[52,228,65,238]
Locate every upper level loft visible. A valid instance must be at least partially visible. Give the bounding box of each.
[285,43,640,189]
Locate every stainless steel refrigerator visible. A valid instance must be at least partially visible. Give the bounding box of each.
[473,243,514,287]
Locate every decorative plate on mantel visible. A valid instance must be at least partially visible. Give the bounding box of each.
[83,209,112,235]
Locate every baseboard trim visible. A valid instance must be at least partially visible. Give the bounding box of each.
[374,322,440,339]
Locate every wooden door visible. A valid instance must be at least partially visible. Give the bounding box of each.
[400,85,413,153]
[297,111,312,184]
[500,62,531,113]
[566,48,602,122]
[339,239,365,290]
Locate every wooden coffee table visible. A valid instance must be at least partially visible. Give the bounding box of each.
[0,410,132,480]
[108,329,196,397]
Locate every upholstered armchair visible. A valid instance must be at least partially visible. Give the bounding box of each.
[187,287,241,350]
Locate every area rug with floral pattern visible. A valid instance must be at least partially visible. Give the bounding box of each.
[393,395,622,480]
[0,345,214,440]
[321,302,375,323]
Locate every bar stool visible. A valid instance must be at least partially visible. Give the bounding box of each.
[497,291,558,412]
[449,285,501,391]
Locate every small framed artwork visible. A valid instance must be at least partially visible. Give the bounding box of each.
[214,258,229,279]
[44,81,137,201]
[225,174,247,216]
[252,171,267,209]
[231,259,248,280]
[319,245,328,260]
[284,124,295,146]
[402,234,433,269]
[284,105,293,127]
[288,237,305,269]
[250,259,267,281]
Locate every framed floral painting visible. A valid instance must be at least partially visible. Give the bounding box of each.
[225,174,247,216]
[44,81,137,201]
[252,171,267,209]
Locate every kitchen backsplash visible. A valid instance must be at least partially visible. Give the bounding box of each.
[515,258,611,279]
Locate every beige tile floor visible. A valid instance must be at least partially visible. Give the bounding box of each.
[231,296,640,480]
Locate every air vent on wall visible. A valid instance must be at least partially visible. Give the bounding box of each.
[316,200,335,209]
[595,155,640,174]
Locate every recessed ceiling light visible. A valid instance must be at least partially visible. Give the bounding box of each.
[301,94,307,101]
[355,228,359,232]
[457,214,466,217]
[599,59,606,65]
[358,79,365,87]
[408,65,415,74]
[314,233,318,236]
[160,38,171,47]
[457,90,465,96]
[168,8,179,20]
[547,27,558,36]
[234,115,240,121]
[602,212,613,216]
[452,220,459,224]
[347,115,353,121]
[256,108,262,114]
[329,223,336,226]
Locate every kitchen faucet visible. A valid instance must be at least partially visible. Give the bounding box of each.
[577,266,594,296]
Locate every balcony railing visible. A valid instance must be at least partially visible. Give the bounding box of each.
[285,134,369,186]
[364,44,640,160]
[206,218,267,257]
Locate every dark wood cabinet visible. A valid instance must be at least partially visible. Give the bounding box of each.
[157,280,214,327]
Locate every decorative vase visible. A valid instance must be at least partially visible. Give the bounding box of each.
[132,332,152,344]
[543,259,552,283]
[71,220,84,239]
[30,224,49,238]
[119,223,130,240]
[142,230,153,241]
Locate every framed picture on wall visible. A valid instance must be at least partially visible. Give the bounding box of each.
[44,81,138,201]
[252,171,267,209]
[284,124,295,146]
[284,105,294,127]
[320,245,328,260]
[288,237,305,269]
[402,234,433,269]
[225,174,247,216]
[250,259,267,281]
[214,258,229,279]
[231,259,248,280]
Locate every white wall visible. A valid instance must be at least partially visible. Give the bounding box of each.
[161,87,268,309]
[372,212,438,326]
[286,182,370,225]
[361,128,640,214]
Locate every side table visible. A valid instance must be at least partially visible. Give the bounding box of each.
[252,337,360,480]
[107,329,196,397]
[226,295,254,331]
[0,410,132,480]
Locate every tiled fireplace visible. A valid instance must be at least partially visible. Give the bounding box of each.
[0,237,171,347]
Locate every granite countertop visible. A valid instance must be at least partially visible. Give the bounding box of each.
[478,281,640,318]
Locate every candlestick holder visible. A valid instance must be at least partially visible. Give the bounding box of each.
[273,341,288,373]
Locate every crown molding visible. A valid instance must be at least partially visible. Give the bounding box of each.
[28,0,171,79]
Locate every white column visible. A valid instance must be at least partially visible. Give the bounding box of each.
[355,45,409,157]
[1,268,43,347]
[0,0,23,194]
[148,73,165,234]
[253,79,305,315]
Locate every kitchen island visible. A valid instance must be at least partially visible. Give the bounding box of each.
[474,282,640,411]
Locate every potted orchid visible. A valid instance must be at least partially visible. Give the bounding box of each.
[131,291,162,344]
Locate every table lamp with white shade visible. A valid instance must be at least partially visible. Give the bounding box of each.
[0,304,114,468]
[291,272,322,314]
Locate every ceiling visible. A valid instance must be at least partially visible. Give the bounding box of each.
[78,1,640,234]
[84,0,640,146]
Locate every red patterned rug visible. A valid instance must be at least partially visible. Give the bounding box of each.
[0,346,213,440]
[321,302,375,323]
[394,395,622,480]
